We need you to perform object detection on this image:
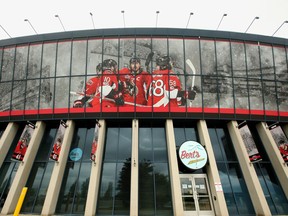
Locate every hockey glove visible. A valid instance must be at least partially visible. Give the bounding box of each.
[177,89,197,100]
[113,92,125,106]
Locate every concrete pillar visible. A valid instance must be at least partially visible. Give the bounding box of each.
[41,120,75,216]
[227,121,271,215]
[165,119,184,216]
[1,121,46,215]
[130,119,139,216]
[256,122,288,199]
[0,122,19,168]
[197,120,229,216]
[84,120,106,216]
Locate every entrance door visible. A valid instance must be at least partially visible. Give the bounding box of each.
[180,174,214,216]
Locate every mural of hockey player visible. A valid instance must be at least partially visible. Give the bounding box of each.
[12,124,34,161]
[90,122,100,162]
[73,59,124,109]
[269,124,288,163]
[238,123,262,163]
[147,55,196,108]
[50,121,66,161]
[119,57,150,106]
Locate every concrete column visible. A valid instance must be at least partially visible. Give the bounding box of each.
[165,119,184,216]
[1,121,46,215]
[130,119,139,216]
[197,120,229,216]
[41,120,75,216]
[256,122,288,199]
[227,121,271,215]
[0,122,19,168]
[84,120,106,216]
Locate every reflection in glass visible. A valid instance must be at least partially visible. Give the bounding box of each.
[56,41,72,76]
[71,40,87,76]
[27,44,42,79]
[55,77,69,108]
[14,46,28,80]
[42,42,56,78]
[25,79,40,110]
[1,47,15,81]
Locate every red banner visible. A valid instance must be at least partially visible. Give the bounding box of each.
[50,121,66,161]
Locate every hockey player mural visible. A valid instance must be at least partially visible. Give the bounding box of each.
[269,123,288,163]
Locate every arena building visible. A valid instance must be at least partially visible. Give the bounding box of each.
[0,27,288,216]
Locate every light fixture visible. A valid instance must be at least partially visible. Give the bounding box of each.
[121,10,126,28]
[156,11,160,28]
[216,13,227,30]
[60,120,68,128]
[186,12,194,28]
[245,16,259,33]
[90,12,95,29]
[55,14,66,31]
[27,121,36,129]
[272,20,288,36]
[24,19,38,34]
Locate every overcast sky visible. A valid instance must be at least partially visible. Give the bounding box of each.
[1,0,288,40]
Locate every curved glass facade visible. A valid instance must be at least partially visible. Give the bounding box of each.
[0,28,288,216]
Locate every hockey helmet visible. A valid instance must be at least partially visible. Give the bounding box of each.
[129,57,141,64]
[102,59,118,71]
[156,55,173,70]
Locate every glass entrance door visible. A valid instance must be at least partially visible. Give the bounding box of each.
[180,174,214,216]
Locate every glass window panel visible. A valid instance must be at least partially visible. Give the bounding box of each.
[56,163,81,213]
[103,39,119,64]
[208,128,224,161]
[21,162,46,213]
[14,46,28,80]
[216,41,232,76]
[54,77,69,108]
[260,45,274,81]
[42,42,56,78]
[82,128,95,161]
[97,163,116,215]
[25,79,40,110]
[152,38,168,57]
[39,78,54,109]
[87,39,102,76]
[231,41,246,77]
[219,77,233,109]
[0,48,3,80]
[32,162,54,213]
[153,128,167,162]
[139,128,153,162]
[248,78,263,110]
[0,81,12,112]
[35,128,57,161]
[11,80,26,110]
[1,47,15,81]
[118,128,132,161]
[70,76,85,107]
[114,162,131,215]
[119,38,134,69]
[263,81,277,111]
[139,160,155,215]
[169,38,185,79]
[154,163,173,215]
[234,77,249,110]
[72,162,91,214]
[27,44,42,79]
[104,128,119,161]
[71,40,87,76]
[277,80,288,112]
[274,46,287,82]
[56,41,72,76]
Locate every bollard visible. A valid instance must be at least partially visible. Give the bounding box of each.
[13,187,28,216]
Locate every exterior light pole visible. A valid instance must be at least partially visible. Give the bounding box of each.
[186,12,194,28]
[156,11,160,28]
[90,12,95,29]
[121,10,126,28]
[245,16,259,33]
[272,20,288,36]
[55,15,66,32]
[0,24,11,38]
[24,19,38,34]
[216,13,227,30]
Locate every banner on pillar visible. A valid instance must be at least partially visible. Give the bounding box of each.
[11,123,35,161]
[90,122,100,162]
[238,122,262,163]
[50,121,66,161]
[269,123,288,163]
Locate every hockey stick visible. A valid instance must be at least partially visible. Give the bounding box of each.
[185,59,197,107]
[145,51,155,73]
[70,91,148,107]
